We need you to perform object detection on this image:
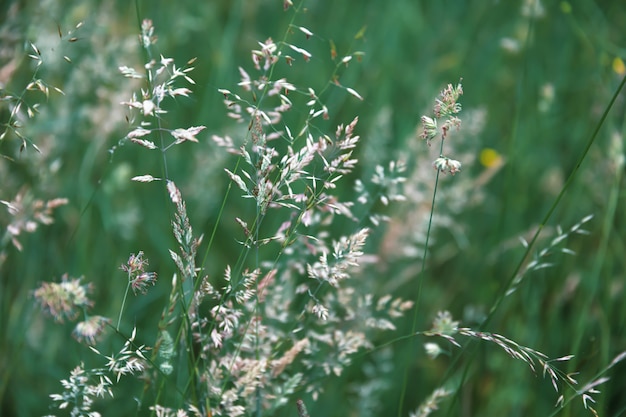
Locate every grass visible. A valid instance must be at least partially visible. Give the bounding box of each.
[1,0,626,416]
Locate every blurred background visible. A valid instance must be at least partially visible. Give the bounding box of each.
[1,0,625,415]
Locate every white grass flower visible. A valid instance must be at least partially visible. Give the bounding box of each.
[433,157,462,175]
[312,303,329,320]
[132,174,160,182]
[33,274,93,323]
[288,44,312,61]
[424,342,443,359]
[298,26,313,38]
[171,126,206,144]
[73,316,111,345]
[409,387,451,417]
[346,87,363,100]
[141,99,155,116]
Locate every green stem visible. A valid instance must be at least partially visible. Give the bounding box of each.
[397,136,445,417]
[442,72,626,417]
[117,277,131,331]
[483,72,626,329]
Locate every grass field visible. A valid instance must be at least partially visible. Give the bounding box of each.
[1,0,625,416]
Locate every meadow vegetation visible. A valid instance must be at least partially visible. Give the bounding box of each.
[1,0,625,416]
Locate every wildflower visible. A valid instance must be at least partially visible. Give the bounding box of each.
[73,315,111,345]
[33,274,93,322]
[613,57,626,76]
[479,148,503,168]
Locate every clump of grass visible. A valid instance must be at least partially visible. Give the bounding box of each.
[34,6,414,416]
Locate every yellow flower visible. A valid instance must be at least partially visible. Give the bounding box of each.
[612,57,626,76]
[479,148,503,168]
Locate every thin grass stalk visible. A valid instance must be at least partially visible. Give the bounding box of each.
[442,72,626,417]
[566,123,625,414]
[484,72,626,329]
[493,14,536,242]
[397,121,446,417]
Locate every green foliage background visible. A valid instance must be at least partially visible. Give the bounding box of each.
[1,0,625,416]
